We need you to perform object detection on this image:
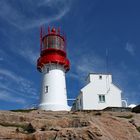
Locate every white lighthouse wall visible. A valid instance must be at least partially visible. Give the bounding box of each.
[39,64,69,111]
[74,74,122,110]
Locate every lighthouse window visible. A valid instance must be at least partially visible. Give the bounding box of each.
[99,95,105,103]
[52,38,55,48]
[45,86,48,93]
[56,37,59,48]
[43,38,47,49]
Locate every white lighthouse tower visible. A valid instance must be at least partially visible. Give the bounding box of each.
[37,27,70,111]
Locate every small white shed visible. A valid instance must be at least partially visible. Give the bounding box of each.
[72,73,122,110]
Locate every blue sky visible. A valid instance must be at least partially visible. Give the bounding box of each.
[0,0,140,110]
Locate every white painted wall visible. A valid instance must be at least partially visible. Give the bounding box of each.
[39,64,70,111]
[74,74,122,110]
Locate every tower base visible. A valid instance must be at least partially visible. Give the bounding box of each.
[38,103,71,111]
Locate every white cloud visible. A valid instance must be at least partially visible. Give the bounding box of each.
[17,46,39,65]
[0,69,19,82]
[0,69,38,102]
[69,52,105,83]
[79,54,104,74]
[125,42,135,56]
[0,91,26,104]
[68,73,79,80]
[6,38,39,65]
[0,0,71,29]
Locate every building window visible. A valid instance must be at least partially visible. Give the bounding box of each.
[99,95,105,103]
[99,75,102,79]
[45,86,48,93]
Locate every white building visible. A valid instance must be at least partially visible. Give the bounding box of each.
[72,73,122,110]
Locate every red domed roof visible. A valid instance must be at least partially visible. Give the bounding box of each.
[51,28,56,33]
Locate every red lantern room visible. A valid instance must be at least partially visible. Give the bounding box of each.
[37,27,70,72]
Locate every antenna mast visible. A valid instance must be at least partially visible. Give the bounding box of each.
[106,48,109,74]
[105,48,110,93]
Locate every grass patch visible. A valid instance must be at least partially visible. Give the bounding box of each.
[0,122,25,128]
[10,109,37,113]
[117,114,133,119]
[0,122,36,134]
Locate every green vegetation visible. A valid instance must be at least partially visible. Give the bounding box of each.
[0,122,36,134]
[10,109,37,113]
[0,122,25,128]
[117,114,133,119]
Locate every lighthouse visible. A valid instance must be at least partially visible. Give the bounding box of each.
[37,27,70,111]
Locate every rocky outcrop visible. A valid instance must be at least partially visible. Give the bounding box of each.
[0,110,140,140]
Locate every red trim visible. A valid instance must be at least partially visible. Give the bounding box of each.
[41,27,65,42]
[41,48,66,57]
[42,34,65,42]
[37,27,70,72]
[37,52,70,72]
[37,54,70,72]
